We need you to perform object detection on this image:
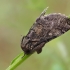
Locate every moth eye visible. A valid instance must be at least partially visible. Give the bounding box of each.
[27,36,30,39]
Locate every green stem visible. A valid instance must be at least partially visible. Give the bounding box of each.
[6,52,32,70]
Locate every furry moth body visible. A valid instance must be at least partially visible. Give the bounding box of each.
[21,8,70,55]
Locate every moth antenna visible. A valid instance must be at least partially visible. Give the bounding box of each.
[40,7,49,17]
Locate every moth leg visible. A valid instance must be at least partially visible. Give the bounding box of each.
[33,37,47,48]
[36,42,45,54]
[37,48,42,54]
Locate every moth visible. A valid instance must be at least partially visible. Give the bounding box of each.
[21,8,70,55]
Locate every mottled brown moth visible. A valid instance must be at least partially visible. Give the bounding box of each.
[21,8,70,55]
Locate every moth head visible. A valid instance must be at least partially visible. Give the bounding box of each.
[21,36,33,54]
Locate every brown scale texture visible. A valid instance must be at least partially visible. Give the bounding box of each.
[21,13,70,54]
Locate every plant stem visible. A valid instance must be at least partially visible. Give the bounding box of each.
[6,52,32,70]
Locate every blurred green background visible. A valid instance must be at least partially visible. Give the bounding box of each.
[0,0,70,70]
